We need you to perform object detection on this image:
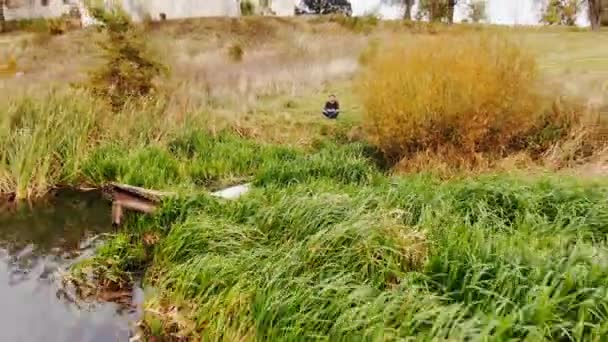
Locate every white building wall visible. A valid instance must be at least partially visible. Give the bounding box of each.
[119,0,240,21]
[4,0,74,20]
[246,0,295,16]
[483,0,545,25]
[3,0,241,21]
[270,0,296,16]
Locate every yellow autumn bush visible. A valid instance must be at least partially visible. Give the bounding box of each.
[358,33,542,162]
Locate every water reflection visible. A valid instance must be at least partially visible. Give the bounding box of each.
[0,189,141,342]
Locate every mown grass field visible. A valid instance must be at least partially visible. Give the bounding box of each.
[1,15,608,340]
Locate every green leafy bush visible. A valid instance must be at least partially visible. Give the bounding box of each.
[227,43,244,62]
[240,0,255,16]
[542,0,581,26]
[81,7,168,111]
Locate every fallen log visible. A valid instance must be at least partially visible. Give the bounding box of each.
[104,182,251,226]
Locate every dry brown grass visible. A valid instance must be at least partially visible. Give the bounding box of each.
[0,17,374,146]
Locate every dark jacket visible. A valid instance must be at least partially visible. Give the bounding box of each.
[324,101,339,111]
[323,101,340,119]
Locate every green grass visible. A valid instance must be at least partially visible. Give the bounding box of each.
[74,131,608,340]
[1,18,607,340]
[0,92,99,198]
[0,89,368,199]
[2,90,605,340]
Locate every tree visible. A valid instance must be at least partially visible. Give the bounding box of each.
[468,0,487,23]
[588,0,602,30]
[542,0,580,26]
[403,0,414,20]
[447,0,457,23]
[0,0,5,33]
[417,0,442,21]
[417,0,459,23]
[81,6,168,110]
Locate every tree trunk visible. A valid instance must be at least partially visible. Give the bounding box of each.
[447,0,456,24]
[0,0,5,33]
[429,0,441,21]
[404,0,414,20]
[588,0,602,30]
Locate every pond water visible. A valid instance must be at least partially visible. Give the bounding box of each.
[0,189,142,342]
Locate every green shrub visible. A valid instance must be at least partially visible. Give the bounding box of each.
[81,7,168,111]
[227,43,244,62]
[240,0,255,16]
[47,18,67,35]
[542,0,581,26]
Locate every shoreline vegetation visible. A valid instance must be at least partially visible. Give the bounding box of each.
[1,9,608,340]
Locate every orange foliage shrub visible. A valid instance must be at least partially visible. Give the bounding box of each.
[358,33,542,163]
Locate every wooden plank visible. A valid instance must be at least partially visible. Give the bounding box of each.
[112,192,158,226]
[105,183,175,226]
[107,182,252,226]
[108,182,176,202]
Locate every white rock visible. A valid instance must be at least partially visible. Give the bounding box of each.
[211,183,251,200]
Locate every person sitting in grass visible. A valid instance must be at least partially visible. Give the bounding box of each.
[322,94,340,119]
